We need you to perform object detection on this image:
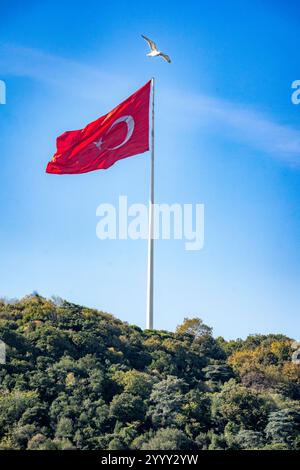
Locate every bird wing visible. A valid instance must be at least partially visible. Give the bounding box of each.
[159,52,171,63]
[141,35,158,52]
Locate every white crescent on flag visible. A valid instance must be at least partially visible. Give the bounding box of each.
[94,115,135,152]
[108,115,135,150]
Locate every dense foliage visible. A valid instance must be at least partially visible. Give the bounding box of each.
[0,294,299,450]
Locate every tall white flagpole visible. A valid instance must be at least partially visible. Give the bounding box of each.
[146,77,155,329]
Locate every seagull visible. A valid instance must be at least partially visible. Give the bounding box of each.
[141,35,171,63]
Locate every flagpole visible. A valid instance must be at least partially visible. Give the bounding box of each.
[146,77,155,330]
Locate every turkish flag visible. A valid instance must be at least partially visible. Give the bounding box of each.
[46,81,151,174]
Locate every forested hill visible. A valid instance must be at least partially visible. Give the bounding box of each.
[0,294,299,450]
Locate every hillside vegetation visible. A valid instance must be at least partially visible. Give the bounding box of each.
[0,294,299,450]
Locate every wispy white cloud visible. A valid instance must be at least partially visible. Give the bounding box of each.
[1,43,300,167]
[0,44,131,102]
[164,91,300,167]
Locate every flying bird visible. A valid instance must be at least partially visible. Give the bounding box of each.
[142,35,171,63]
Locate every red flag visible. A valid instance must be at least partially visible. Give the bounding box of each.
[46,81,151,174]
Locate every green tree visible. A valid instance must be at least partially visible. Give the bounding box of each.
[112,370,154,399]
[147,376,188,428]
[141,428,196,450]
[55,417,73,440]
[109,393,146,423]
[234,429,265,449]
[265,409,300,447]
[211,380,275,431]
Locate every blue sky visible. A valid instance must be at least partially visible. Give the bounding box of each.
[0,0,300,339]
